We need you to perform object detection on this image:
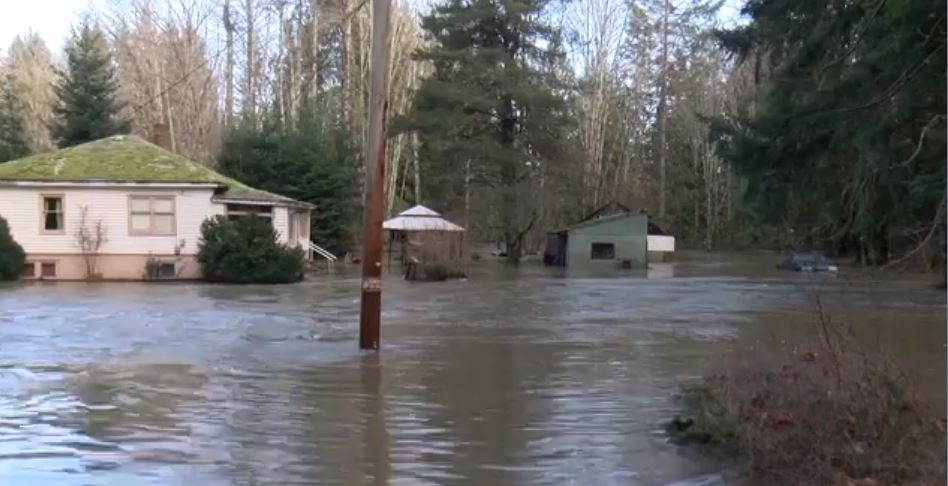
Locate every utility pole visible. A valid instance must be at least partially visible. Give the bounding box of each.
[359,0,392,350]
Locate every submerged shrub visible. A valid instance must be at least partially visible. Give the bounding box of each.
[0,215,25,280]
[672,311,946,485]
[197,215,304,284]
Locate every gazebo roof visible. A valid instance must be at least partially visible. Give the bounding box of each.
[383,205,465,232]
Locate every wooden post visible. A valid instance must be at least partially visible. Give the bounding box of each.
[359,0,392,350]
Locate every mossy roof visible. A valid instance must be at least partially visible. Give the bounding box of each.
[0,136,310,208]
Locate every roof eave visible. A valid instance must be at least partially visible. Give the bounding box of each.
[212,195,315,210]
[0,179,223,188]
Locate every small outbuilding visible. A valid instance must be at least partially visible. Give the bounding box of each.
[544,202,674,267]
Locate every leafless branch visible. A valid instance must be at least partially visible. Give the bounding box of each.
[894,114,946,168]
[883,193,946,269]
[818,0,887,77]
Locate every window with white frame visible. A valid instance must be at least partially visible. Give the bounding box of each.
[225,204,273,222]
[41,196,64,233]
[288,210,309,242]
[129,196,176,236]
[289,211,298,240]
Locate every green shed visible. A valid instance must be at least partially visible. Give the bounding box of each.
[544,206,649,268]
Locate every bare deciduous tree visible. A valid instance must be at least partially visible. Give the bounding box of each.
[4,33,56,152]
[75,205,108,280]
[106,0,222,163]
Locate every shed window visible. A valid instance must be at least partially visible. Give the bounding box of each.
[590,242,615,260]
[40,262,56,278]
[129,196,176,236]
[21,262,35,278]
[42,196,64,232]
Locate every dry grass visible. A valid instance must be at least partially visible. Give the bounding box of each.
[674,297,947,486]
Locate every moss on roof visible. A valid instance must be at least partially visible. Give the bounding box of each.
[0,135,308,207]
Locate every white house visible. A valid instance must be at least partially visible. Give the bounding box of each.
[0,135,314,280]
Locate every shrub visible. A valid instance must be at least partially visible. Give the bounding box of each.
[0,215,25,280]
[197,215,304,284]
[671,303,946,485]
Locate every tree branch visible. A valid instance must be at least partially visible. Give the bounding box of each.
[821,43,944,117]
[818,0,887,77]
[883,193,946,269]
[894,114,946,168]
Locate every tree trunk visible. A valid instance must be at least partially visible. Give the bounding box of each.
[223,0,235,126]
[464,157,471,230]
[243,0,256,123]
[412,132,421,204]
[937,218,947,288]
[657,0,670,220]
[500,97,520,264]
[277,4,288,128]
[705,156,713,252]
[301,0,319,103]
[340,3,350,137]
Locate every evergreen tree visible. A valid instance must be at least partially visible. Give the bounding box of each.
[398,0,572,262]
[51,23,129,147]
[0,72,30,162]
[217,112,358,255]
[715,0,946,265]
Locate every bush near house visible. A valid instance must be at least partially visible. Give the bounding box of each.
[0,215,25,280]
[197,215,304,284]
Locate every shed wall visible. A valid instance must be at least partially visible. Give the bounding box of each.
[567,214,647,266]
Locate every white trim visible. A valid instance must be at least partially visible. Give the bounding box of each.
[214,198,279,207]
[0,180,222,189]
[213,197,315,210]
[647,235,676,252]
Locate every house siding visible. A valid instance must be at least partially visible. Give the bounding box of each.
[0,185,223,257]
[20,254,202,280]
[567,214,648,266]
[273,206,290,244]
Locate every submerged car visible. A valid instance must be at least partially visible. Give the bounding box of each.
[778,252,839,272]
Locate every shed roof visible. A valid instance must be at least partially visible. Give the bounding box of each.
[383,205,464,232]
[550,201,669,235]
[554,211,645,234]
[0,135,313,208]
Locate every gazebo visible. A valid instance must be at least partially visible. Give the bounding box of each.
[383,205,465,279]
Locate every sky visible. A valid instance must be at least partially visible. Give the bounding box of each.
[0,0,105,54]
[0,0,747,58]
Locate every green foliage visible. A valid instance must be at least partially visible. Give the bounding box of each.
[51,23,129,148]
[0,72,30,162]
[0,215,26,281]
[216,113,357,255]
[397,0,574,257]
[197,215,304,284]
[715,0,946,260]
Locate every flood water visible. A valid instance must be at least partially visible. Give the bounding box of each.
[0,255,943,485]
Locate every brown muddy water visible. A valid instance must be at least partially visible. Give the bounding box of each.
[0,255,943,485]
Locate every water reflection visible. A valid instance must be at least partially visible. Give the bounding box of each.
[0,259,942,485]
